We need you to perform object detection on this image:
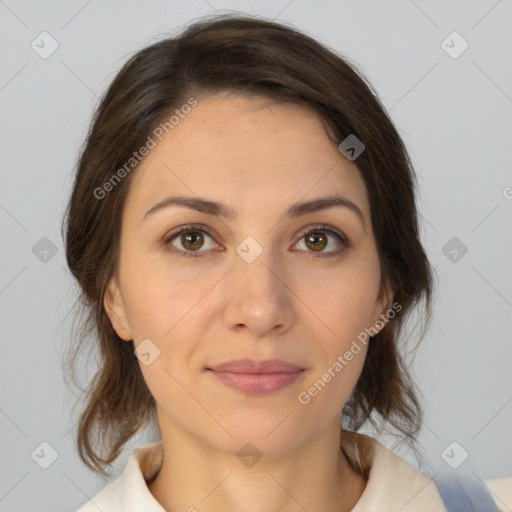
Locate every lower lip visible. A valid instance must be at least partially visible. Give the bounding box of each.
[207,370,304,394]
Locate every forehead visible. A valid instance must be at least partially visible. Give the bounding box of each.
[124,94,369,222]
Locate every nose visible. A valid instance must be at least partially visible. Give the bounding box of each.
[221,244,296,338]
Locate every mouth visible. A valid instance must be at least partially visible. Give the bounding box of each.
[206,358,305,394]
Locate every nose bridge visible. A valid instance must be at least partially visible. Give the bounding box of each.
[238,243,278,291]
[221,236,294,335]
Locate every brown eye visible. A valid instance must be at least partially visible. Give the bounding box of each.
[163,225,218,258]
[305,232,327,252]
[295,225,349,258]
[180,231,204,251]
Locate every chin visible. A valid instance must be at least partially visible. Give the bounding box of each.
[202,418,311,460]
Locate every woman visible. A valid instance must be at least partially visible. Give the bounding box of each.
[63,14,510,512]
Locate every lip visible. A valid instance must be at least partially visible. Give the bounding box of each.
[206,358,305,394]
[207,358,304,373]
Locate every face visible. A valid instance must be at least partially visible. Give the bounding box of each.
[104,92,392,457]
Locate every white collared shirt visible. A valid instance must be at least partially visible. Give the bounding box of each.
[76,432,512,511]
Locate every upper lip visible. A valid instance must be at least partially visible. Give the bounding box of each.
[207,358,304,373]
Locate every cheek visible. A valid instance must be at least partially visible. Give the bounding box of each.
[295,341,368,433]
[121,260,215,342]
[298,267,381,344]
[123,265,221,408]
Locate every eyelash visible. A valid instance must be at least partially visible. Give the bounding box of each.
[161,224,350,260]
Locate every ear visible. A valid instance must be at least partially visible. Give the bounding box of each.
[104,276,132,341]
[372,281,395,334]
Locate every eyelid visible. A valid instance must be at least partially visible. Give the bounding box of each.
[163,223,216,243]
[295,224,348,244]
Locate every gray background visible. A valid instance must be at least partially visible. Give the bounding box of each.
[1,1,511,511]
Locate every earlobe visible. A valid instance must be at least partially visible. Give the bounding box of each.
[373,282,395,334]
[380,283,394,315]
[104,277,132,341]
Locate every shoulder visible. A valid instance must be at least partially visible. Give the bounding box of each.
[75,441,165,512]
[342,431,446,511]
[342,430,511,512]
[485,476,512,512]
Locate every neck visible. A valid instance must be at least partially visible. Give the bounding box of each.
[148,423,367,512]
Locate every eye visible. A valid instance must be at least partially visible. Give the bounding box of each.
[293,225,350,258]
[162,225,219,259]
[161,223,350,259]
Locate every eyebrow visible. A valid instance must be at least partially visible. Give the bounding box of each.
[143,195,366,231]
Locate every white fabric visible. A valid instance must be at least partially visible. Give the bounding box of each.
[76,431,512,511]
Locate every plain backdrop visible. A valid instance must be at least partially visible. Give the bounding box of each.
[1,1,511,511]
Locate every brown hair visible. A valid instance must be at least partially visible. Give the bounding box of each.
[62,13,434,478]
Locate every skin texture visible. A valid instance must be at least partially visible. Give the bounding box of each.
[104,92,393,512]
